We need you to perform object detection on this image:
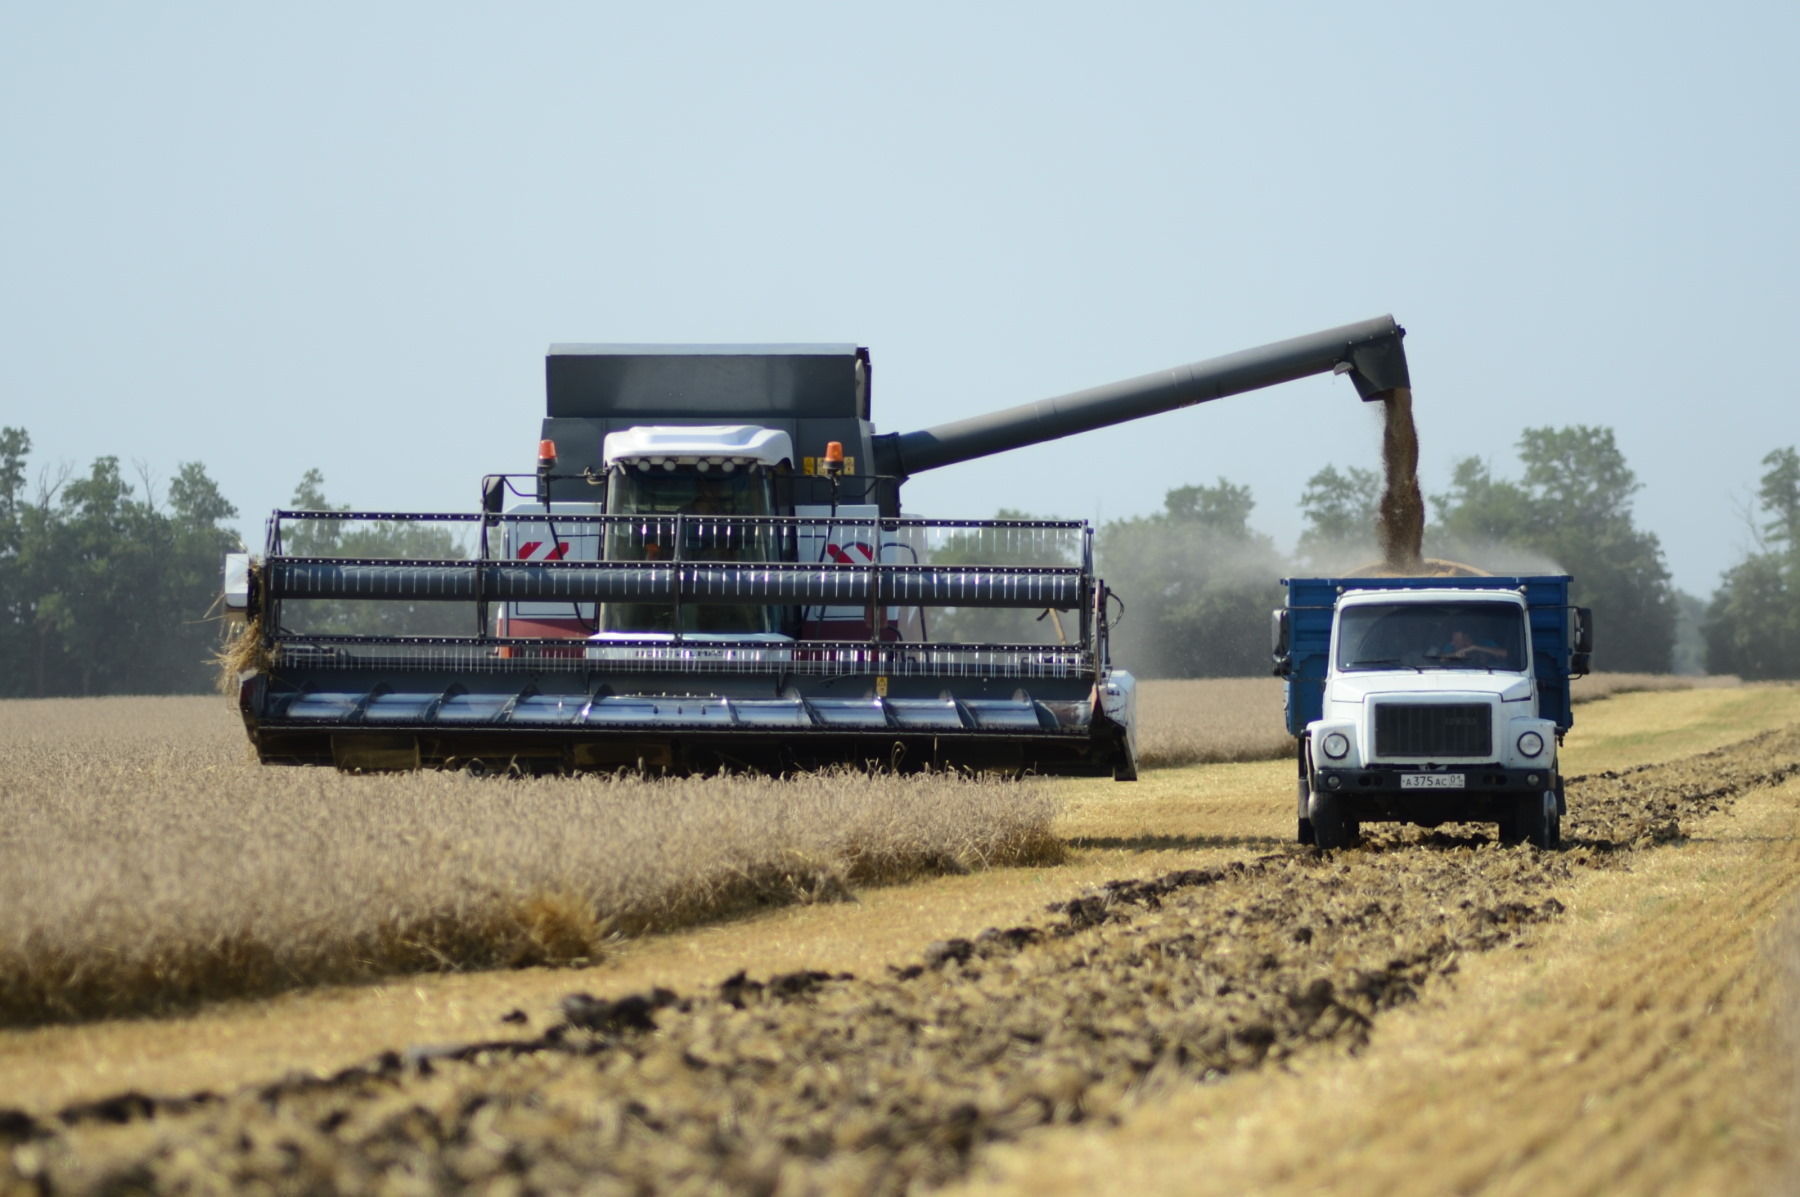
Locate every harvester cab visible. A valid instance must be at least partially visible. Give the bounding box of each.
[229,317,1411,778]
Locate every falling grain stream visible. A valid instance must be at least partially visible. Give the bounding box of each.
[1378,386,1425,573]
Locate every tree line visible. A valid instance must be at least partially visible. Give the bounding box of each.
[1,423,1795,696]
[1096,427,1798,679]
[0,429,239,697]
[0,438,475,698]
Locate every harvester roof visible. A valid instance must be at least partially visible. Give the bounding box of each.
[547,344,869,419]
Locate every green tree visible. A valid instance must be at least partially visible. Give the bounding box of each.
[1433,426,1677,672]
[39,456,158,694]
[1757,446,1800,550]
[0,437,241,696]
[925,509,1079,645]
[0,427,27,522]
[1669,590,1708,676]
[1098,479,1286,677]
[1705,447,1800,678]
[0,428,33,685]
[1296,464,1381,569]
[276,470,470,637]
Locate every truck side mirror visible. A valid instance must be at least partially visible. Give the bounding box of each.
[1271,608,1293,677]
[1572,606,1594,655]
[1569,606,1593,676]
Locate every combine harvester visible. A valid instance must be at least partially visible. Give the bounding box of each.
[226,316,1411,777]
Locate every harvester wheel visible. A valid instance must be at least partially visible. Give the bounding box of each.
[1297,817,1316,845]
[1113,738,1139,782]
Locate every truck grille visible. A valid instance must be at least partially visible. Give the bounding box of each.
[1374,703,1491,757]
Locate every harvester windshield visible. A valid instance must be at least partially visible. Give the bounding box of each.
[606,466,776,521]
[1336,601,1527,673]
[601,465,781,635]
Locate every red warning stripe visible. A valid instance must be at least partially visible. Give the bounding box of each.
[825,542,875,564]
[516,541,571,561]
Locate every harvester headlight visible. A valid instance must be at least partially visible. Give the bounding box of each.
[1517,731,1545,758]
[1322,732,1350,760]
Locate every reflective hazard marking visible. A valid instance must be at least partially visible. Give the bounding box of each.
[825,542,875,564]
[516,541,571,561]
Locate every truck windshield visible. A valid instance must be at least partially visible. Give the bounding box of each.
[601,466,782,635]
[1336,601,1527,672]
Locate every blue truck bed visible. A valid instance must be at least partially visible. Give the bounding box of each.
[1282,575,1576,737]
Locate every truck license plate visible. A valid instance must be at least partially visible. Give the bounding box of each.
[1402,773,1465,789]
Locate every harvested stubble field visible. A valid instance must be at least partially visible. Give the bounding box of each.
[2,681,1798,1196]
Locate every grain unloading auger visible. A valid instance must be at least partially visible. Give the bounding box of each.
[227,316,1410,777]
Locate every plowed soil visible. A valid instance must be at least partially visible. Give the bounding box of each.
[969,767,1800,1197]
[9,720,1799,1195]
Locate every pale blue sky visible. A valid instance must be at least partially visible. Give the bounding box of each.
[2,2,1793,595]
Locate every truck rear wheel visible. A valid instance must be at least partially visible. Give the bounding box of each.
[1308,789,1356,850]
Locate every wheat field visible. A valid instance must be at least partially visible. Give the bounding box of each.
[0,697,1060,1027]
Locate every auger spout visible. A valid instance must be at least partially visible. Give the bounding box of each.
[874,314,1408,479]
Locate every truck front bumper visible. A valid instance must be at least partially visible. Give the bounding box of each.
[1310,765,1561,826]
[1313,765,1555,795]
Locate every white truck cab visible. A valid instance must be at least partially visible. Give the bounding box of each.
[1276,577,1590,850]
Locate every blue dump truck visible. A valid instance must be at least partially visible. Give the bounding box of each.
[1273,576,1593,850]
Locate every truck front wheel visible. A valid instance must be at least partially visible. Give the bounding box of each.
[1308,789,1358,850]
[1514,791,1561,850]
[1297,740,1315,844]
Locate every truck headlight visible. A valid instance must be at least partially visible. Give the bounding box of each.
[1322,732,1350,760]
[1517,731,1545,758]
